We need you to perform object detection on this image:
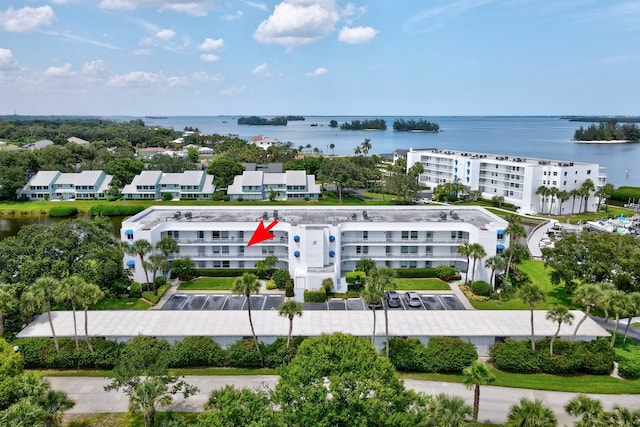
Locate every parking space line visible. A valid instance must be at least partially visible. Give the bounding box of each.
[220,295,229,310]
[177,294,189,311]
[435,295,447,311]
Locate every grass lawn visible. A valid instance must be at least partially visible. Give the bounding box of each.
[400,367,640,394]
[471,260,573,310]
[550,205,635,225]
[65,412,200,427]
[394,278,451,291]
[89,298,151,310]
[178,277,237,291]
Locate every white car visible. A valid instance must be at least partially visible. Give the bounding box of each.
[405,292,422,308]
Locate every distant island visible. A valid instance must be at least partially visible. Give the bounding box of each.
[237,116,288,126]
[562,115,640,123]
[340,119,387,130]
[393,119,440,132]
[573,120,640,142]
[285,115,305,121]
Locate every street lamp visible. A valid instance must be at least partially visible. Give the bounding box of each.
[496,288,501,306]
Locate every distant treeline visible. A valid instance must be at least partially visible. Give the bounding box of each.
[340,119,387,130]
[237,116,289,126]
[563,116,640,123]
[573,120,640,141]
[393,119,440,132]
[285,115,305,121]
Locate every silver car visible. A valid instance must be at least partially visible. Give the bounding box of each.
[405,292,422,308]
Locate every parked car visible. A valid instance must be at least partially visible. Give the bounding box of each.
[386,291,401,308]
[405,291,422,308]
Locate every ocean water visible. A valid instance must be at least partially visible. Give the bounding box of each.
[142,116,639,187]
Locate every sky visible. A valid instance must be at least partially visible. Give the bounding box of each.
[0,0,639,116]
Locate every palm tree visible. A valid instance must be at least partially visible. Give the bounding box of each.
[468,243,487,285]
[360,138,372,156]
[556,190,571,215]
[156,236,178,259]
[564,395,607,427]
[147,253,169,295]
[536,185,548,214]
[571,283,602,340]
[0,283,18,336]
[598,183,615,212]
[606,289,628,347]
[545,304,574,355]
[23,276,60,353]
[504,216,527,280]
[233,273,262,354]
[484,256,505,291]
[353,145,362,156]
[369,266,396,357]
[547,187,558,215]
[463,361,496,423]
[431,393,472,426]
[596,282,616,324]
[53,275,86,349]
[457,242,473,284]
[0,399,45,426]
[125,239,153,289]
[76,281,104,352]
[579,179,595,213]
[518,282,546,352]
[569,189,580,214]
[38,389,75,427]
[362,282,383,345]
[278,300,302,348]
[623,292,640,343]
[610,404,640,426]
[506,397,557,427]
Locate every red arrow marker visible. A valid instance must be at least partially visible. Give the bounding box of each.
[247,219,279,246]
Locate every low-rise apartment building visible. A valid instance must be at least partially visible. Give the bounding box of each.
[121,170,215,200]
[406,148,606,215]
[121,206,508,298]
[18,170,113,200]
[227,170,321,201]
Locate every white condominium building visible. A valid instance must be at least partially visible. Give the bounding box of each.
[406,148,606,215]
[121,170,215,200]
[121,206,508,299]
[18,170,113,200]
[227,170,321,201]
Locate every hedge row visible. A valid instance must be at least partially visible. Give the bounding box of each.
[304,289,327,303]
[195,268,256,278]
[489,338,614,375]
[89,205,146,216]
[610,186,640,202]
[392,268,439,279]
[48,206,78,217]
[388,337,477,373]
[141,283,171,305]
[14,336,304,370]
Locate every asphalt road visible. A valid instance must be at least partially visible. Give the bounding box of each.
[50,375,640,425]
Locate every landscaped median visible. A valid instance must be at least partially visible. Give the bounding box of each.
[177,277,237,291]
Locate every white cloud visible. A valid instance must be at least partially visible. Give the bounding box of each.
[200,53,219,62]
[45,63,75,77]
[82,60,106,75]
[167,76,189,86]
[0,48,18,70]
[155,29,176,40]
[132,48,152,56]
[404,0,495,33]
[254,0,341,46]
[0,5,56,33]
[223,10,243,20]
[191,71,224,82]
[107,71,163,87]
[220,85,246,96]
[306,67,327,77]
[245,1,268,12]
[338,26,377,44]
[252,63,269,74]
[99,0,212,16]
[199,38,224,51]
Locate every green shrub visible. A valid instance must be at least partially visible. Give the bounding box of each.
[489,339,542,373]
[610,186,640,202]
[225,339,262,368]
[89,205,145,216]
[272,269,292,289]
[388,337,424,371]
[393,268,438,278]
[265,280,277,290]
[162,192,173,201]
[48,206,78,217]
[129,282,142,298]
[262,337,303,368]
[142,283,171,305]
[195,268,254,277]
[388,337,477,373]
[285,283,295,298]
[618,358,640,379]
[14,337,123,369]
[471,281,491,296]
[345,271,366,289]
[434,265,460,281]
[169,337,224,368]
[303,289,327,303]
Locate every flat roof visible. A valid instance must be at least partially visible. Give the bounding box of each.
[410,148,600,167]
[17,310,608,340]
[123,205,507,231]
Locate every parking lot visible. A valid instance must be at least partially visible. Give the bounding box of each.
[161,293,465,311]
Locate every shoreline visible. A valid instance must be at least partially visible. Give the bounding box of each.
[574,139,637,144]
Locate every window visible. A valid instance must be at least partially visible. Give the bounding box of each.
[385,231,392,240]
[410,231,418,240]
[400,261,408,268]
[213,260,221,268]
[426,231,433,239]
[409,261,417,268]
[587,170,591,175]
[238,246,244,254]
[198,246,205,255]
[410,246,418,254]
[198,231,204,239]
[553,171,558,176]
[564,172,568,176]
[385,261,392,267]
[238,231,244,240]
[222,246,229,254]
[213,246,220,254]
[222,261,230,268]
[356,246,363,254]
[362,231,368,240]
[212,231,220,239]
[385,246,391,254]
[221,231,229,239]
[401,246,409,254]
[401,231,409,240]
[363,246,369,254]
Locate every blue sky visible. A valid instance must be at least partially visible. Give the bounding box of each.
[1,0,639,116]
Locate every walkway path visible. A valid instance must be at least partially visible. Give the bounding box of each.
[51,375,640,425]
